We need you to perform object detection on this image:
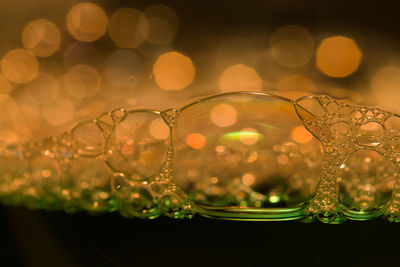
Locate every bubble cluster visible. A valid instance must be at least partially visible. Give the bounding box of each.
[0,106,194,219]
[1,92,400,223]
[1,0,400,223]
[295,94,400,222]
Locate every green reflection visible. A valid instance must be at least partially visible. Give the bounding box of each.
[220,131,263,142]
[256,122,278,130]
[269,195,280,203]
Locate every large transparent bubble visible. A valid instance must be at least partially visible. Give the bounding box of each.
[173,92,322,220]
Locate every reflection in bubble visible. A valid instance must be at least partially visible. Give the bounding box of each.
[291,126,313,144]
[125,98,137,106]
[174,93,321,217]
[22,19,61,57]
[72,122,105,156]
[219,64,262,92]
[338,150,394,214]
[270,25,314,68]
[185,133,206,150]
[1,49,39,84]
[149,118,170,140]
[210,103,237,127]
[108,8,148,49]
[316,36,362,77]
[66,2,108,42]
[143,5,179,45]
[153,51,195,91]
[239,128,260,145]
[105,111,169,179]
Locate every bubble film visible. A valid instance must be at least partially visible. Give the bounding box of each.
[173,93,321,220]
[2,91,400,223]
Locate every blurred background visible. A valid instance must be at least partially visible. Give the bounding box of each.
[2,0,400,144]
[2,0,400,266]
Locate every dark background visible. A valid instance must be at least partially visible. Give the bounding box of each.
[3,1,400,266]
[0,205,398,267]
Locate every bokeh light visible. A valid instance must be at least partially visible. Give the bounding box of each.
[153,51,195,91]
[5,105,41,144]
[66,2,108,42]
[63,64,102,99]
[316,36,362,77]
[104,49,142,88]
[108,8,148,49]
[270,25,314,68]
[149,118,170,140]
[277,74,316,92]
[210,104,237,127]
[185,133,206,150]
[1,49,39,84]
[219,64,262,92]
[143,5,179,45]
[371,66,400,111]
[0,74,12,94]
[75,101,106,120]
[22,19,61,57]
[59,73,86,100]
[215,37,256,69]
[19,105,42,132]
[42,97,74,126]
[239,128,260,145]
[291,126,313,143]
[63,42,101,69]
[125,98,137,106]
[0,94,18,123]
[24,73,59,106]
[242,173,255,186]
